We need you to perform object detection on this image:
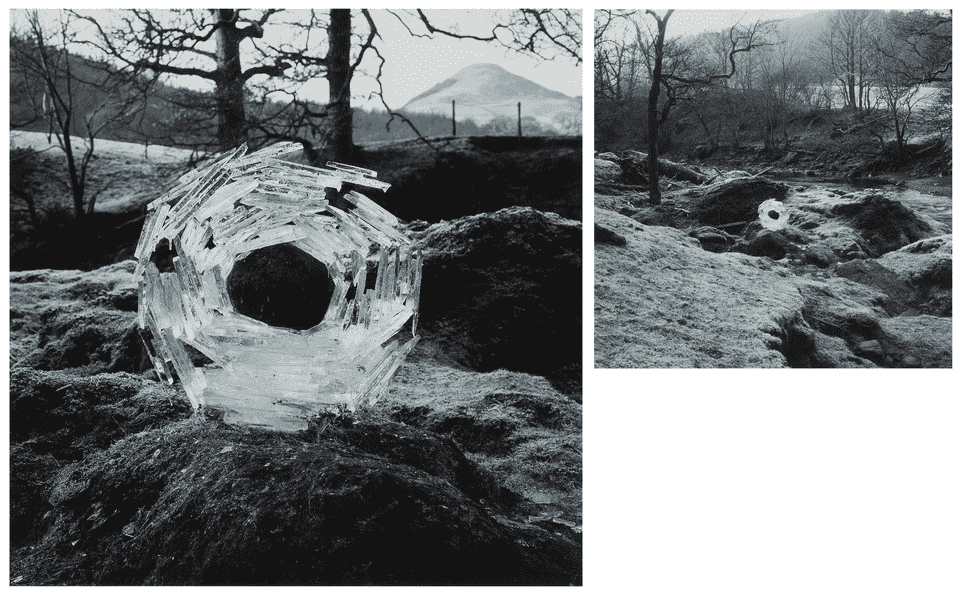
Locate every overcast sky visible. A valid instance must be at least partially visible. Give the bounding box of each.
[359,10,583,109]
[660,10,823,37]
[599,9,826,46]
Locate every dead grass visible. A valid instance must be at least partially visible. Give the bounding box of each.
[10,130,192,215]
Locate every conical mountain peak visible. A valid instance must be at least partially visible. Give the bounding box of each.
[400,62,579,128]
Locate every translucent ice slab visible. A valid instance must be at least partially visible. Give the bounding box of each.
[136,142,421,432]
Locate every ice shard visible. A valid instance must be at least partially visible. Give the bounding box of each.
[136,142,422,432]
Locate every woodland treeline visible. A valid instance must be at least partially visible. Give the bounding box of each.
[595,9,952,157]
[9,13,577,148]
[10,40,573,149]
[10,9,581,221]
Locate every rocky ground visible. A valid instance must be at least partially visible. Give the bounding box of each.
[595,154,952,368]
[8,133,582,585]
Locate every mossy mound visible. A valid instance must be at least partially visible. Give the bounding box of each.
[9,216,583,585]
[9,370,193,547]
[14,418,580,586]
[832,193,933,256]
[384,363,582,524]
[417,206,582,398]
[9,260,149,374]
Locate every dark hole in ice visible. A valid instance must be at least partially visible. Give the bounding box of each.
[227,243,334,330]
[768,211,780,220]
[150,239,177,273]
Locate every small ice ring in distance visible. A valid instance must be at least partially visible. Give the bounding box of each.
[758,199,788,231]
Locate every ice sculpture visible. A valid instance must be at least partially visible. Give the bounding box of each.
[758,199,789,231]
[135,142,422,432]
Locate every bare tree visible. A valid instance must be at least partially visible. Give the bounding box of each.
[817,10,881,111]
[73,9,581,163]
[74,10,297,152]
[10,10,140,218]
[757,26,812,150]
[870,10,952,152]
[641,10,673,205]
[636,11,775,204]
[876,9,952,86]
[594,10,648,150]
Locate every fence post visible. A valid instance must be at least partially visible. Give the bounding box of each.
[517,102,522,139]
[452,100,456,136]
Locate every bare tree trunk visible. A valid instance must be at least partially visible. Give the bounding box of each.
[326,8,353,163]
[214,10,247,150]
[646,11,671,205]
[60,111,87,217]
[846,73,857,109]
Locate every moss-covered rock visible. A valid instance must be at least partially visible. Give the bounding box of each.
[385,364,582,523]
[9,208,583,585]
[594,206,952,368]
[831,193,933,256]
[9,261,149,374]
[417,206,581,397]
[15,419,580,586]
[9,369,193,548]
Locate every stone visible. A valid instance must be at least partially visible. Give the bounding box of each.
[739,230,793,260]
[831,194,933,256]
[901,355,922,368]
[692,177,788,225]
[877,235,952,287]
[800,245,838,268]
[595,223,628,247]
[855,339,884,364]
[877,315,952,368]
[594,158,621,184]
[689,226,733,253]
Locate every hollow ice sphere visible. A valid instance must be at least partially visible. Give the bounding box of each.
[135,142,422,432]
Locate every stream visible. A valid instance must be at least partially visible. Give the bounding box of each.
[779,177,953,234]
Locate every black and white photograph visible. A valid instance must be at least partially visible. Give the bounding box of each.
[7,8,582,585]
[6,5,959,594]
[594,9,951,369]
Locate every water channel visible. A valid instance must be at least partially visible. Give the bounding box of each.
[777,177,953,234]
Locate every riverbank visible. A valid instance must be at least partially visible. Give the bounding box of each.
[594,155,952,369]
[689,124,950,187]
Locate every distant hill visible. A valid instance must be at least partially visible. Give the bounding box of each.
[400,63,581,130]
